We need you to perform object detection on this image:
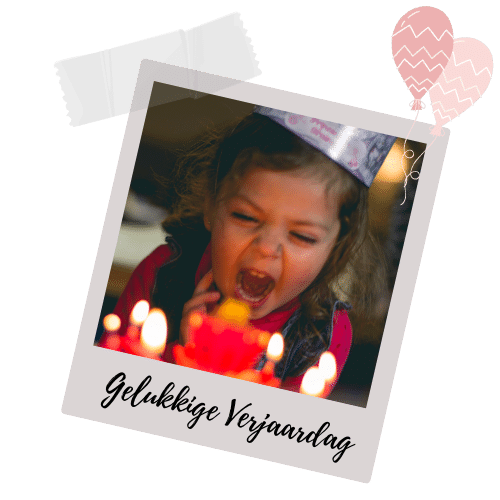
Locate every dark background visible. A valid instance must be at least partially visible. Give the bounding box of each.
[1,0,500,499]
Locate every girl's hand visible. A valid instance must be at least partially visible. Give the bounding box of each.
[180,270,221,344]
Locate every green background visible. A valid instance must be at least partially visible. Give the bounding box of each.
[1,0,500,498]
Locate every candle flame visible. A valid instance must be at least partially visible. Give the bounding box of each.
[131,300,149,325]
[189,312,203,329]
[266,333,284,362]
[300,367,326,397]
[318,352,337,383]
[216,299,250,325]
[140,308,167,355]
[103,314,121,333]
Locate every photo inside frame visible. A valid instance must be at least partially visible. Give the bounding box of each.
[94,81,426,408]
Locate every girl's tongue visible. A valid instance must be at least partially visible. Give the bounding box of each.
[236,269,275,302]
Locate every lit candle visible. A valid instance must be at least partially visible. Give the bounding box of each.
[300,367,326,397]
[318,352,337,398]
[267,333,284,362]
[103,313,121,334]
[318,352,337,382]
[189,312,203,330]
[216,298,250,325]
[140,308,168,356]
[262,333,284,379]
[127,300,149,339]
[102,314,121,350]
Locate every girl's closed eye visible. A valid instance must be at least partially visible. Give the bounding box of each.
[231,211,319,244]
[231,211,259,223]
[290,232,318,245]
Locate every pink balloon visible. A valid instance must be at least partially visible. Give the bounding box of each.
[429,38,493,135]
[392,7,454,110]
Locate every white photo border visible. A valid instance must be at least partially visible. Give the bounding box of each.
[62,60,449,482]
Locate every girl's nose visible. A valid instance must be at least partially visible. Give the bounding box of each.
[253,227,282,258]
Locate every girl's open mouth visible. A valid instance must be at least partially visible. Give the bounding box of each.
[235,268,275,308]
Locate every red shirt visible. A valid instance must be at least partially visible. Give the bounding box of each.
[110,244,352,393]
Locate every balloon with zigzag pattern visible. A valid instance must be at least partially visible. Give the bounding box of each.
[392,7,454,111]
[429,38,493,136]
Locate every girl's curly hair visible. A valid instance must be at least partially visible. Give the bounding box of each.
[158,113,388,342]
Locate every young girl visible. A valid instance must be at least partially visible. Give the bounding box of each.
[106,106,396,392]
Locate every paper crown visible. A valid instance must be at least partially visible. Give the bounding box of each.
[254,106,397,187]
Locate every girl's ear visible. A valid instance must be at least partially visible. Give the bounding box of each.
[203,197,213,232]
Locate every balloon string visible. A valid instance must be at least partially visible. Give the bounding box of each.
[400,110,437,205]
[400,111,419,205]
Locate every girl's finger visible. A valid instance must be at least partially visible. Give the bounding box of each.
[183,291,220,316]
[192,269,215,296]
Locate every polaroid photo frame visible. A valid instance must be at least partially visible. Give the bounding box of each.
[62,60,449,482]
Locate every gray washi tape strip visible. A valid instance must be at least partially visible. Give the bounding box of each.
[55,13,260,126]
